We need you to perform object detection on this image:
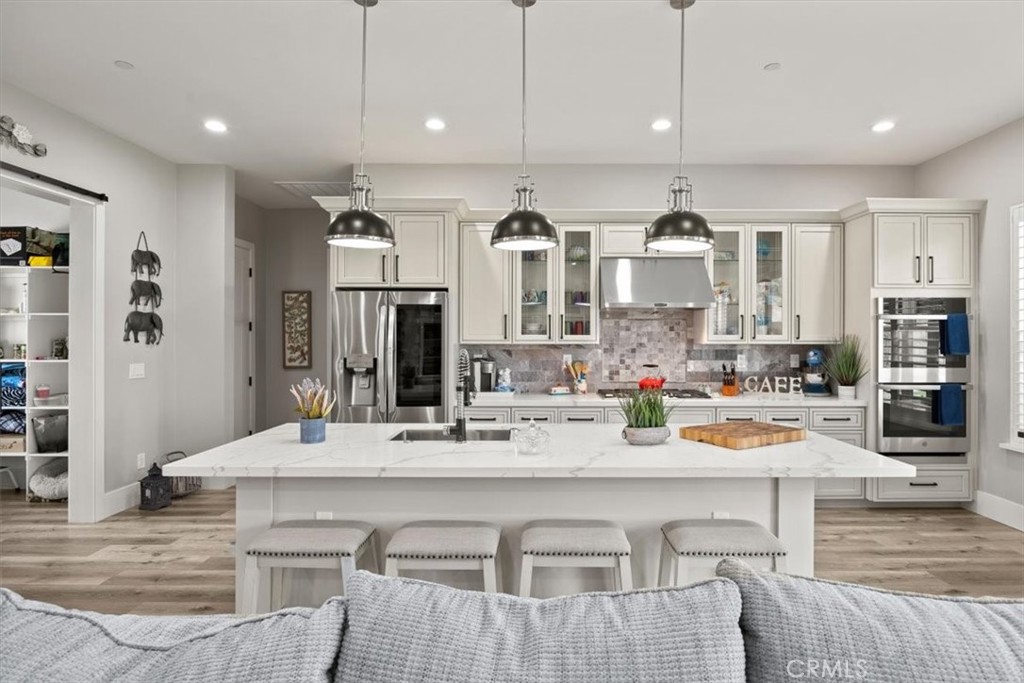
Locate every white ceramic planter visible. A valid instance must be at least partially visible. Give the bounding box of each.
[836,385,856,400]
[621,426,671,446]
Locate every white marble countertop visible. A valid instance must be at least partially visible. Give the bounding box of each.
[164,423,912,480]
[469,392,868,408]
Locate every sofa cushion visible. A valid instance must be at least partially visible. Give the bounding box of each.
[0,587,345,683]
[716,558,1024,683]
[336,570,745,683]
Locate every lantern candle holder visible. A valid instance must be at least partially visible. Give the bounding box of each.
[139,463,172,511]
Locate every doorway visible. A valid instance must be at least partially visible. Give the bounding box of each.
[234,239,255,438]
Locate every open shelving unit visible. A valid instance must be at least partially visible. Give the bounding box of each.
[0,262,71,500]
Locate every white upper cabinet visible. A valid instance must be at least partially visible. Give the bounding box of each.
[924,214,973,287]
[749,225,790,343]
[792,224,842,343]
[873,213,973,288]
[460,224,511,343]
[557,225,599,343]
[331,212,446,288]
[705,225,747,342]
[599,224,651,256]
[512,244,557,342]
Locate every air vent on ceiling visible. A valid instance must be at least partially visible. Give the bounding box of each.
[273,181,350,199]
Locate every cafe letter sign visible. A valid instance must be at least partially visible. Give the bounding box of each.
[743,376,803,394]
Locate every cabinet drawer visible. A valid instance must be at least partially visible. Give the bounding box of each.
[816,430,865,448]
[763,409,807,427]
[810,409,863,430]
[558,409,604,424]
[512,408,557,424]
[872,469,972,502]
[669,408,716,425]
[463,408,510,424]
[815,478,865,499]
[717,408,763,423]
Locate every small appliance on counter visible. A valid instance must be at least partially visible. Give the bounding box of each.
[471,356,497,393]
[801,349,831,397]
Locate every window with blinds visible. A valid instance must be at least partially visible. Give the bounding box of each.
[1015,204,1024,445]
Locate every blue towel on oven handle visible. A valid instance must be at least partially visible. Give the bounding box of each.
[931,384,965,427]
[939,313,970,356]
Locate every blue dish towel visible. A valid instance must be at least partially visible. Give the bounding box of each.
[939,313,970,356]
[931,384,965,427]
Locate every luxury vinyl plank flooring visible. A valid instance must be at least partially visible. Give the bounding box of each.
[1,489,1021,614]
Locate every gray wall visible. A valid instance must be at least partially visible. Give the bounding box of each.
[236,196,268,431]
[915,118,1024,507]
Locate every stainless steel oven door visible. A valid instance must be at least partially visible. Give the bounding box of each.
[877,298,970,384]
[877,384,970,454]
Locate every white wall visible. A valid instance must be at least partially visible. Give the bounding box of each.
[915,118,1024,507]
[366,163,916,211]
[0,81,180,493]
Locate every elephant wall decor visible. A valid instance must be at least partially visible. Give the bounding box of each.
[129,280,163,307]
[130,248,162,277]
[123,311,164,345]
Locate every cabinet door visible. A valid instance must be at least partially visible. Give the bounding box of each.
[705,225,747,342]
[331,245,390,287]
[874,214,922,287]
[513,247,556,342]
[460,224,510,343]
[792,224,842,343]
[558,225,598,342]
[749,225,789,342]
[924,214,972,287]
[600,224,650,256]
[393,214,446,286]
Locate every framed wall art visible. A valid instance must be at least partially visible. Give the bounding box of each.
[282,290,312,369]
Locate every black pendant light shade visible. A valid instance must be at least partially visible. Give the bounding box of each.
[325,208,394,249]
[491,208,558,250]
[645,210,713,253]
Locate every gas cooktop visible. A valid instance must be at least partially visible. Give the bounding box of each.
[597,388,711,399]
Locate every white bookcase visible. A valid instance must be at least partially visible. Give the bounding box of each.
[0,263,71,500]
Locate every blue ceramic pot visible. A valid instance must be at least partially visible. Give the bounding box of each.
[299,418,326,444]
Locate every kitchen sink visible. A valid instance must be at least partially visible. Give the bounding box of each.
[390,428,513,443]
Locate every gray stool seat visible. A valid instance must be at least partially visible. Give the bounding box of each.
[521,519,631,556]
[386,520,501,559]
[246,519,375,557]
[661,519,787,558]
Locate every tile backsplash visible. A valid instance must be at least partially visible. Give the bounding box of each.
[463,309,820,394]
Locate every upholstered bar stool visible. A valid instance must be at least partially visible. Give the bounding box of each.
[384,520,501,593]
[519,519,632,597]
[659,518,786,587]
[243,519,377,614]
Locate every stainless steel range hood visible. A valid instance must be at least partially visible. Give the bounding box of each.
[600,257,715,309]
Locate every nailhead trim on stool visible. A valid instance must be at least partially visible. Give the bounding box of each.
[659,518,787,588]
[384,521,502,593]
[519,519,633,597]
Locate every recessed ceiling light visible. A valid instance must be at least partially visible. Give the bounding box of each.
[425,118,446,131]
[871,120,895,133]
[113,60,135,70]
[203,119,228,133]
[762,62,782,71]
[651,118,672,132]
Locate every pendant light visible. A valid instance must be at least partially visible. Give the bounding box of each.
[644,0,714,253]
[325,0,394,249]
[491,0,558,251]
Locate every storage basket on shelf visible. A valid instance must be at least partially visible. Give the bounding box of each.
[160,451,201,498]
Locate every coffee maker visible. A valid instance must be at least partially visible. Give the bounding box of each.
[801,348,831,397]
[472,356,497,393]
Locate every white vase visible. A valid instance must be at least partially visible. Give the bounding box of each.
[836,385,856,400]
[621,426,671,446]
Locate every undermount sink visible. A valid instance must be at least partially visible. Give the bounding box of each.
[390,428,513,443]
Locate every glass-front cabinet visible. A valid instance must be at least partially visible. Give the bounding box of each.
[704,224,789,344]
[512,224,598,343]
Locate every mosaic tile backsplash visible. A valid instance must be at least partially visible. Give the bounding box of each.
[463,309,820,394]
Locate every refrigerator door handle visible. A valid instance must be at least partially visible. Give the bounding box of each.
[387,302,398,421]
[375,304,388,421]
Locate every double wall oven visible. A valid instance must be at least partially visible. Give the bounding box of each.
[876,297,971,455]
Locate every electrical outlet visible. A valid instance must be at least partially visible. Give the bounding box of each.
[562,354,573,368]
[129,363,145,379]
[136,452,146,469]
[315,511,333,521]
[712,511,731,520]
[790,354,801,369]
[735,353,748,371]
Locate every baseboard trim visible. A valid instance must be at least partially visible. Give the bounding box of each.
[966,490,1024,531]
[100,482,140,520]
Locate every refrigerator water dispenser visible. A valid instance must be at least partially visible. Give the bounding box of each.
[344,353,377,406]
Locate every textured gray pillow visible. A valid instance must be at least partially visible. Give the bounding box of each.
[716,558,1024,683]
[337,570,745,683]
[0,587,345,683]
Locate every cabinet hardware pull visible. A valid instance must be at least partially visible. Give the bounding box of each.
[726,417,754,422]
[560,314,565,337]
[739,314,744,339]
[928,256,934,283]
[821,417,852,422]
[909,482,939,487]
[521,416,549,422]
[548,314,552,340]
[381,255,387,283]
[503,314,508,340]
[751,315,756,340]
[771,417,800,422]
[914,256,921,283]
[469,417,498,422]
[566,417,595,422]
[795,314,801,340]
[394,254,400,282]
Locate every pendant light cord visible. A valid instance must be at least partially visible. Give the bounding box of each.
[521,0,527,178]
[358,0,368,177]
[678,1,685,178]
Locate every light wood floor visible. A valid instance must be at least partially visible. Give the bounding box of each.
[1,489,1021,614]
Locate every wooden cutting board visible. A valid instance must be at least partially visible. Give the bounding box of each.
[679,422,806,450]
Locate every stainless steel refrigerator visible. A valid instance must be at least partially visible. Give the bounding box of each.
[332,289,449,423]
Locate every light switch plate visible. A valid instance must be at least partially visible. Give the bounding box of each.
[129,363,145,379]
[790,354,801,368]
[735,353,748,371]
[712,511,731,519]
[137,452,146,469]
[315,511,333,521]
[562,354,573,368]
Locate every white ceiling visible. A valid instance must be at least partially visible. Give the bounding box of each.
[2,0,1022,209]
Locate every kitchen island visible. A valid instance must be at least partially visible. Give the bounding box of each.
[165,422,914,610]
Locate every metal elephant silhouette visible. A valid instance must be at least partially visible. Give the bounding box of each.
[129,280,163,307]
[131,249,161,277]
[123,311,164,345]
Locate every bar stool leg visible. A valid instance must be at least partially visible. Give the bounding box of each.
[340,556,358,594]
[773,555,787,573]
[384,557,399,578]
[658,537,671,587]
[518,554,534,597]
[242,556,261,614]
[482,557,498,593]
[672,554,687,588]
[612,563,621,591]
[617,555,633,591]
[368,532,381,573]
[271,567,284,610]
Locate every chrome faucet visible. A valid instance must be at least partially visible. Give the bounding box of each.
[445,350,474,443]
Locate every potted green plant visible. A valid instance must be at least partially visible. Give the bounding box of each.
[289,378,336,444]
[617,390,675,445]
[822,335,868,400]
